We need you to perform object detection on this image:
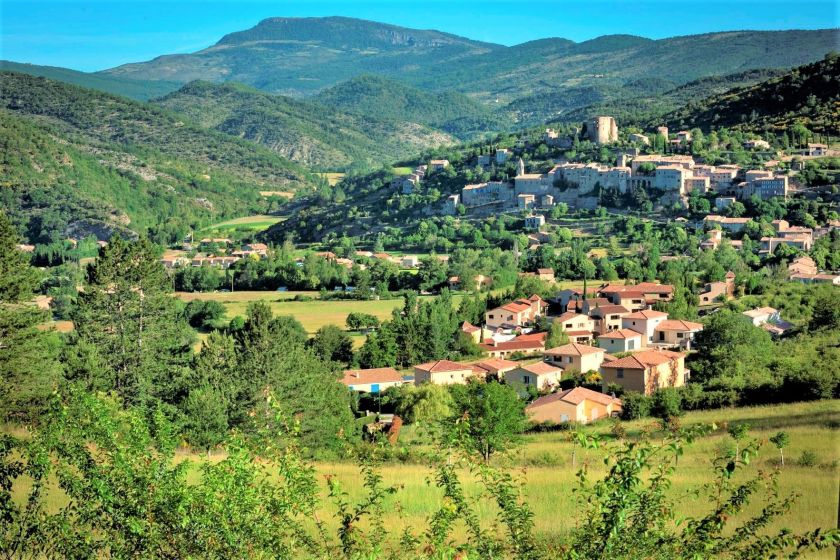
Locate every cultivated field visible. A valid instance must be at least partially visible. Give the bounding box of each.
[198,214,284,233]
[318,172,346,186]
[175,291,462,334]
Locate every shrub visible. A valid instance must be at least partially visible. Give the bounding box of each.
[621,392,652,420]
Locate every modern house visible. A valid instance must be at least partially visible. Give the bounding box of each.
[621,310,668,345]
[505,361,563,393]
[600,349,687,395]
[413,360,474,386]
[469,358,519,380]
[341,368,409,393]
[596,328,644,353]
[526,387,622,424]
[652,319,704,349]
[544,343,606,374]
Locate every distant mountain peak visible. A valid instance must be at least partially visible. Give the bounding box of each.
[215,16,501,50]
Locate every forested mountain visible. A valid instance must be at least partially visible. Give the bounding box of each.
[99,17,836,125]
[0,72,315,243]
[0,60,181,101]
[103,16,500,96]
[659,53,840,134]
[552,68,789,126]
[155,81,454,170]
[313,75,512,138]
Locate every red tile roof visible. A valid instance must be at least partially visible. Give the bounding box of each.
[341,368,404,386]
[527,386,621,409]
[470,358,519,374]
[597,328,642,340]
[600,349,684,370]
[544,343,605,356]
[515,361,562,375]
[654,319,703,332]
[414,360,470,373]
[624,310,668,320]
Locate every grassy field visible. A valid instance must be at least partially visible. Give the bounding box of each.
[307,400,840,555]
[176,291,463,334]
[8,401,839,556]
[198,215,283,233]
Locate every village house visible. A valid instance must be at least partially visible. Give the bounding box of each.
[600,349,688,395]
[698,272,735,304]
[429,159,450,172]
[461,181,513,206]
[552,312,596,344]
[652,319,704,349]
[704,215,752,234]
[496,148,512,164]
[789,273,840,285]
[596,328,643,353]
[537,268,555,282]
[588,304,631,335]
[621,309,668,345]
[341,368,408,393]
[524,214,545,230]
[505,361,563,393]
[700,228,723,251]
[807,143,827,156]
[628,133,649,145]
[526,387,622,424]
[714,197,736,211]
[544,343,606,374]
[448,274,492,291]
[413,360,474,386]
[744,139,771,150]
[443,194,460,215]
[787,255,818,276]
[742,306,781,327]
[484,295,546,330]
[517,193,536,210]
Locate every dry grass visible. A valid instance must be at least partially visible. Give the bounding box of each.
[318,172,345,186]
[200,215,283,233]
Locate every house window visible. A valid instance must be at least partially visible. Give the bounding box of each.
[659,332,665,341]
[489,314,494,319]
[628,340,634,350]
[677,332,684,338]
[617,368,624,378]
[523,375,531,384]
[567,357,573,364]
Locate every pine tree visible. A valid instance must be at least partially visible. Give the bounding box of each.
[69,236,194,407]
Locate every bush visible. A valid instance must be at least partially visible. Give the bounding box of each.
[797,450,818,467]
[620,392,651,420]
[651,387,683,419]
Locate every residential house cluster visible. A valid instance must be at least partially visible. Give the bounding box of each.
[390,164,428,195]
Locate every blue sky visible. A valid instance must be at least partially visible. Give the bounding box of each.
[1,0,837,72]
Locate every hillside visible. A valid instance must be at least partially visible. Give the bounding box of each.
[100,18,837,125]
[313,75,512,139]
[156,81,454,169]
[0,60,181,101]
[659,53,840,134]
[552,68,789,126]
[0,72,315,243]
[103,16,501,96]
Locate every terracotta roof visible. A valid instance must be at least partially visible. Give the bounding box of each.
[597,328,642,340]
[624,310,668,320]
[600,349,684,370]
[414,360,469,373]
[516,361,562,375]
[341,368,404,386]
[514,332,547,343]
[470,358,518,374]
[633,282,675,294]
[499,302,532,313]
[654,320,703,332]
[589,304,630,317]
[565,330,594,337]
[527,387,621,410]
[544,343,605,357]
[537,268,554,275]
[461,321,480,333]
[480,339,544,352]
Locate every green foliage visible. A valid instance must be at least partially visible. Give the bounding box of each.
[308,324,354,365]
[447,380,527,462]
[0,72,314,242]
[315,74,511,139]
[545,320,570,348]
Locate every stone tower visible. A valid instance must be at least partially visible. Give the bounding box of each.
[582,116,618,145]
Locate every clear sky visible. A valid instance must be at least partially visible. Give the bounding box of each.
[1,0,837,72]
